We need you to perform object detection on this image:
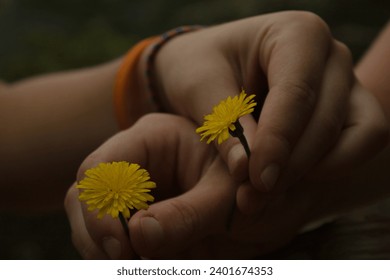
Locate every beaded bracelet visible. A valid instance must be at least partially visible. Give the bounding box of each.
[145,25,203,111]
[113,26,202,129]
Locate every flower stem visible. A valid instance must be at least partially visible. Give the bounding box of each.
[227,120,250,231]
[229,120,251,158]
[119,212,130,239]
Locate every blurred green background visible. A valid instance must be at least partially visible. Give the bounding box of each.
[0,0,389,259]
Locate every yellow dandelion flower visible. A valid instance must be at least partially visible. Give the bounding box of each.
[77,161,156,219]
[196,89,256,145]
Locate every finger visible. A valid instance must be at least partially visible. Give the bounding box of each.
[68,180,136,259]
[74,114,213,259]
[272,41,353,190]
[128,158,236,259]
[77,113,210,192]
[217,114,258,181]
[250,12,335,191]
[234,182,313,254]
[64,185,108,259]
[73,116,165,259]
[74,126,153,258]
[309,82,389,177]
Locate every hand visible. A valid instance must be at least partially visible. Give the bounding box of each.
[65,113,330,259]
[64,112,389,259]
[64,114,239,259]
[152,11,388,196]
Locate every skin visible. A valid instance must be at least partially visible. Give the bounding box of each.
[150,11,388,212]
[65,13,390,259]
[0,59,154,211]
[65,111,390,259]
[152,11,387,194]
[0,60,120,211]
[1,11,385,212]
[65,113,305,259]
[0,11,388,258]
[356,21,390,121]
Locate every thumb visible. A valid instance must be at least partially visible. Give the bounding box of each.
[217,114,257,181]
[129,158,236,258]
[66,179,137,259]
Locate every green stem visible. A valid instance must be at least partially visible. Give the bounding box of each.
[119,212,130,239]
[119,211,141,259]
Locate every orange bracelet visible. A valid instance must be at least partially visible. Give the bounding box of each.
[114,26,202,130]
[113,36,158,130]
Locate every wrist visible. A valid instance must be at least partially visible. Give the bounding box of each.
[113,26,203,129]
[113,37,159,130]
[144,26,204,113]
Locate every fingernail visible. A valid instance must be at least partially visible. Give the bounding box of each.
[261,164,280,191]
[141,216,164,251]
[228,144,248,181]
[102,237,121,259]
[229,144,244,163]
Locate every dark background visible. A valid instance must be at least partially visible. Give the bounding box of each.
[0,0,389,259]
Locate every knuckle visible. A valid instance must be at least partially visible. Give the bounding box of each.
[318,113,344,137]
[72,234,101,259]
[77,152,101,180]
[134,114,165,134]
[281,80,317,111]
[284,11,331,36]
[334,40,352,58]
[265,124,294,157]
[137,113,168,127]
[136,113,185,133]
[299,11,329,30]
[168,199,201,237]
[333,40,354,68]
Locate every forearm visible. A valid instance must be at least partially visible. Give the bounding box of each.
[0,58,148,211]
[2,60,119,147]
[356,21,390,123]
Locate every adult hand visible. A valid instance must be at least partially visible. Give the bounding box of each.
[153,11,388,195]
